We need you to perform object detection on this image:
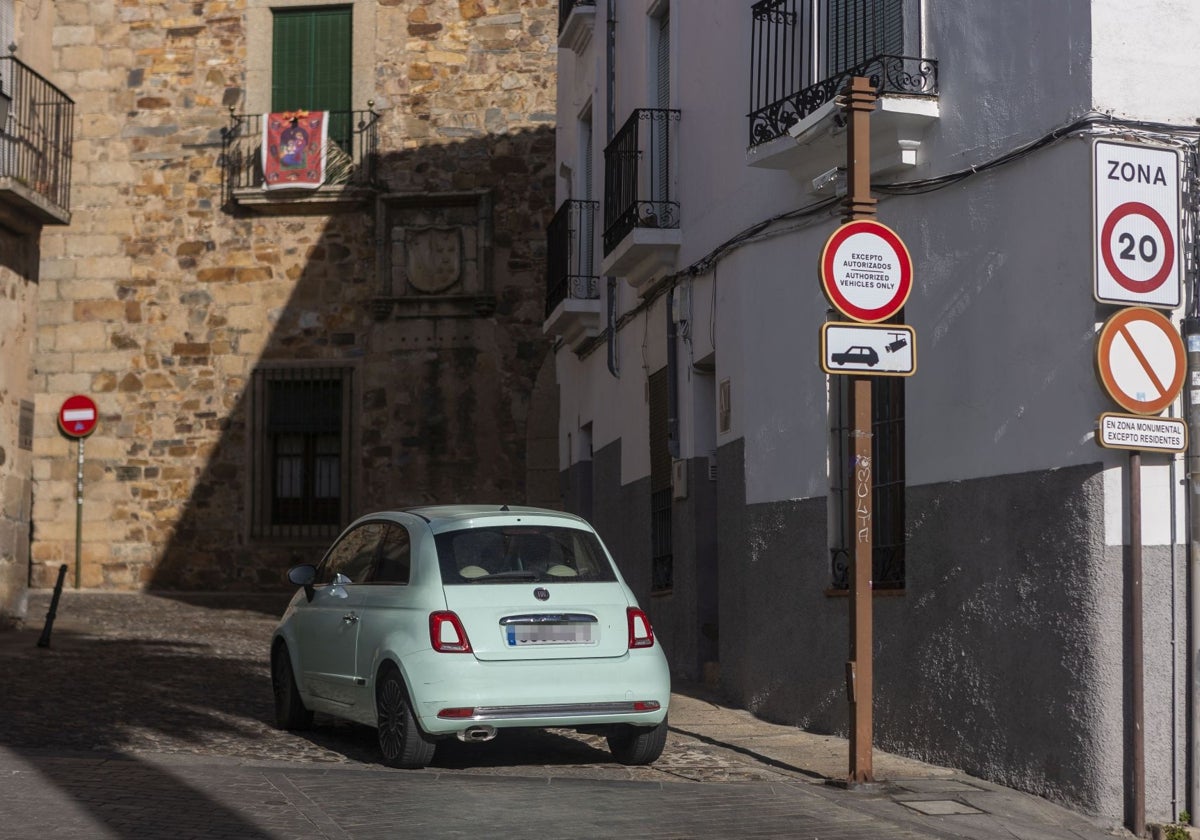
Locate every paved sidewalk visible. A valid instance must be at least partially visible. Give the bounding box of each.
[0,590,1137,839]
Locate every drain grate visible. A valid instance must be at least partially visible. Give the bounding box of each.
[900,799,986,816]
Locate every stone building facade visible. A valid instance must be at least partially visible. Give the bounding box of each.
[0,0,73,622]
[29,0,559,592]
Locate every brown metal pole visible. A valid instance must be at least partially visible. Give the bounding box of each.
[1129,450,1145,837]
[849,380,874,783]
[844,75,877,785]
[844,76,878,223]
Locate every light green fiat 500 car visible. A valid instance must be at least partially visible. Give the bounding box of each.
[270,505,671,769]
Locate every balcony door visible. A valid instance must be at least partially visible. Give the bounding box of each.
[825,0,904,76]
[578,108,595,296]
[272,7,353,148]
[651,7,670,211]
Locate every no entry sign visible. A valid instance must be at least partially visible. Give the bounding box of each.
[1093,140,1181,308]
[58,394,98,438]
[1095,307,1185,415]
[819,220,913,323]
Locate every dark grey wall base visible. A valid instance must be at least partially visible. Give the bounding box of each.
[564,438,1184,822]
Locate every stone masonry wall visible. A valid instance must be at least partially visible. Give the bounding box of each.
[0,229,37,619]
[0,0,67,622]
[33,0,557,590]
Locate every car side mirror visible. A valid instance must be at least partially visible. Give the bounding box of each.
[288,564,317,602]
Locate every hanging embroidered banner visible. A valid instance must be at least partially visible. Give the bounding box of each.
[262,111,328,190]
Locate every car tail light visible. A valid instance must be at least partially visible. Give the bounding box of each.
[632,701,660,712]
[430,611,473,653]
[627,607,655,649]
[438,707,476,719]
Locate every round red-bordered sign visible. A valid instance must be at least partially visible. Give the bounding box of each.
[58,394,98,438]
[819,220,913,323]
[1100,201,1175,294]
[1095,307,1185,416]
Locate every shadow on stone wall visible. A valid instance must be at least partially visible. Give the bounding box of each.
[147,127,558,591]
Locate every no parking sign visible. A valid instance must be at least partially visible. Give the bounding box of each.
[1093,140,1181,309]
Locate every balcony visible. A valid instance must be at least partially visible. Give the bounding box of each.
[0,56,74,229]
[558,0,597,52]
[746,0,938,185]
[543,199,602,349]
[601,108,681,293]
[221,107,380,213]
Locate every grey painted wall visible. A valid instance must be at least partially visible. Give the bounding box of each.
[587,438,651,607]
[567,443,721,681]
[662,456,720,681]
[715,437,1183,821]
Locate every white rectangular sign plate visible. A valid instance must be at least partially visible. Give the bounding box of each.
[820,322,916,376]
[1097,412,1187,453]
[1093,140,1181,308]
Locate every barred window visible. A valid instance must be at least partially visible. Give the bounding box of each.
[829,375,905,590]
[251,366,353,540]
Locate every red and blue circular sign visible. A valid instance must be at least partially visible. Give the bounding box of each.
[819,220,913,323]
[58,394,98,438]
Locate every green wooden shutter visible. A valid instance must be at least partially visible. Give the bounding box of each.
[272,7,352,147]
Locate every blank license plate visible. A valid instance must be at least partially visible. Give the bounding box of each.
[506,623,593,646]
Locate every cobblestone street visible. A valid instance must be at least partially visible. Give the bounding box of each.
[1,590,811,783]
[0,590,1131,839]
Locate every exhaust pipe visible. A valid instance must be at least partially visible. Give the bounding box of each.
[457,725,497,743]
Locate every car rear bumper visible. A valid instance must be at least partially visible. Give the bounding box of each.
[400,648,671,735]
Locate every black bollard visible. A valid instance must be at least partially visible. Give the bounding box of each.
[36,564,69,649]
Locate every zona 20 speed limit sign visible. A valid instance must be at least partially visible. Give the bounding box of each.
[1093,140,1180,309]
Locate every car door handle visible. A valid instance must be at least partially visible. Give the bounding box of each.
[342,612,359,624]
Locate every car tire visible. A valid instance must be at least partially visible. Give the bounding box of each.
[606,717,668,765]
[376,668,436,769]
[272,644,313,731]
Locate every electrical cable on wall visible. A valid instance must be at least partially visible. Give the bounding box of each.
[578,112,1200,360]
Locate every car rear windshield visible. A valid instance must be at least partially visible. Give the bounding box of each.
[435,525,618,585]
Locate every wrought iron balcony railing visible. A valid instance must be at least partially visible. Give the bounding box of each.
[603,108,680,257]
[748,0,937,147]
[558,0,596,36]
[0,56,74,217]
[545,199,600,318]
[220,108,380,199]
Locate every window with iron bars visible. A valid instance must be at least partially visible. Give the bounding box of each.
[829,375,905,590]
[250,366,353,541]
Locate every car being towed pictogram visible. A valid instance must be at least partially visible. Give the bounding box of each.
[830,345,880,366]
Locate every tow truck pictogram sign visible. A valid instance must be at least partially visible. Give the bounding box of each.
[820,322,916,376]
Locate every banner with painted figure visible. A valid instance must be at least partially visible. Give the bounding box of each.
[262,111,328,190]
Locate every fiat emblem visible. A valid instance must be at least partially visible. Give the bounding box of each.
[533,587,550,601]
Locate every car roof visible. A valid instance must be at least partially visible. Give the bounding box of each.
[396,505,591,530]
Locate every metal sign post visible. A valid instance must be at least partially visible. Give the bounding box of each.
[844,75,877,785]
[75,437,84,589]
[1129,449,1144,837]
[1091,306,1187,837]
[819,77,915,786]
[58,395,98,589]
